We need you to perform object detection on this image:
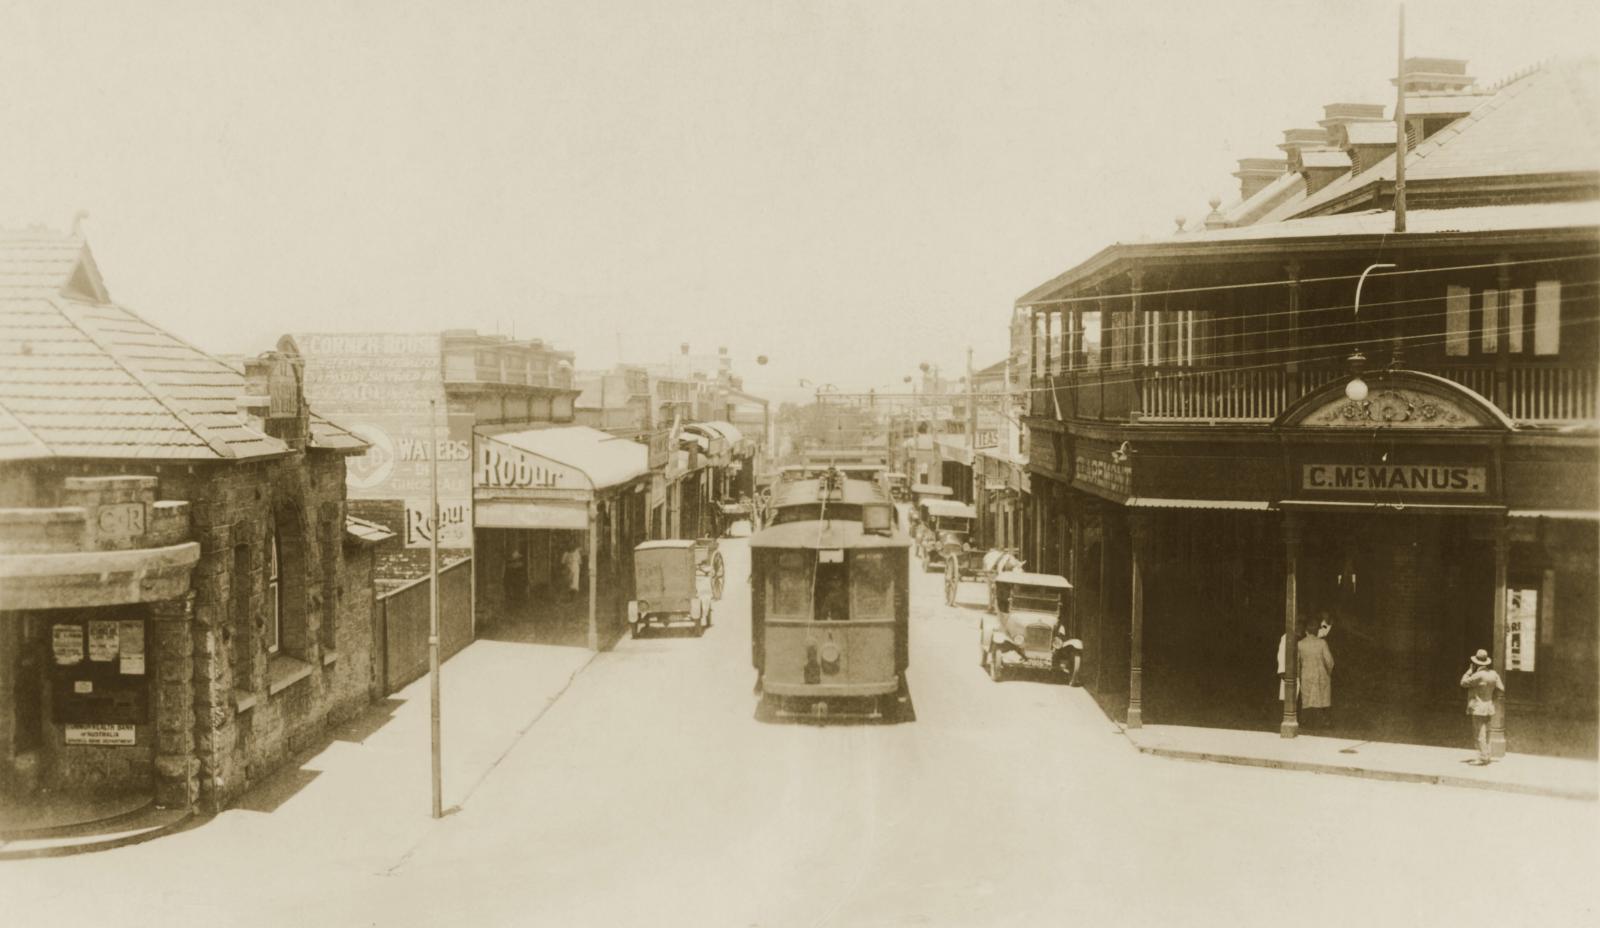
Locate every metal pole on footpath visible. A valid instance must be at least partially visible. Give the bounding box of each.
[428,399,443,819]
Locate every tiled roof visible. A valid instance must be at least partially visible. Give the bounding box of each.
[1275,58,1599,221]
[0,232,357,462]
[1137,200,1599,246]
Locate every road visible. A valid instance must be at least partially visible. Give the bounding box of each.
[3,535,1596,928]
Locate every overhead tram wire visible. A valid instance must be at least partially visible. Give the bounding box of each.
[1016,251,1600,309]
[804,313,1600,428]
[1019,273,1600,332]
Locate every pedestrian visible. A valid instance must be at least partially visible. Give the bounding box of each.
[1460,649,1505,765]
[562,543,582,596]
[1296,619,1334,729]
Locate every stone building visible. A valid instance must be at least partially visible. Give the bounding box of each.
[0,231,389,818]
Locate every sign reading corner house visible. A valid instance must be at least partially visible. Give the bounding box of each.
[1302,464,1486,494]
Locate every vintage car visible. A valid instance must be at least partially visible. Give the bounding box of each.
[916,499,978,573]
[628,540,718,637]
[885,472,911,502]
[978,572,1082,683]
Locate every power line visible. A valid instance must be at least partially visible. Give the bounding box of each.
[1017,251,1600,308]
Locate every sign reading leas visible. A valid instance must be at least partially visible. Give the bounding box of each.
[1302,464,1486,494]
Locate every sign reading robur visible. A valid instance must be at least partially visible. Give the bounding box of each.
[1302,464,1486,494]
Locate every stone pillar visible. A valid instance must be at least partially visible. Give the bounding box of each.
[1280,514,1302,738]
[1490,521,1509,758]
[1127,511,1151,729]
[150,594,198,810]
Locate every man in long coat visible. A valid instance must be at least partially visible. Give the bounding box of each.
[1296,623,1335,729]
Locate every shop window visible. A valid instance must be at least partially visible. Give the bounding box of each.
[266,529,281,655]
[1444,285,1471,356]
[1080,311,1101,369]
[1479,290,1498,354]
[232,544,254,684]
[1507,290,1525,353]
[1533,280,1561,355]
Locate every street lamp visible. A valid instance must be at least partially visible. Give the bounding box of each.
[1345,262,1397,402]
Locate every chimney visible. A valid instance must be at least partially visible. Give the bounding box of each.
[1277,127,1331,163]
[1393,57,1474,93]
[1232,158,1288,200]
[1317,102,1387,136]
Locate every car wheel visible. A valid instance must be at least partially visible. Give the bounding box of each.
[988,646,1004,683]
[978,633,988,668]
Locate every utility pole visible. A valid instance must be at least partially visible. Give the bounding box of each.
[427,399,443,819]
[1394,4,1408,233]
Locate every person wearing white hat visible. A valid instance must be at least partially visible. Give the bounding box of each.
[1460,649,1505,764]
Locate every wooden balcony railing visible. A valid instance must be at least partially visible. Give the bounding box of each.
[1029,362,1597,427]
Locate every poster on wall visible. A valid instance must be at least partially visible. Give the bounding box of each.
[88,620,120,662]
[295,333,477,550]
[1506,588,1538,672]
[119,621,146,675]
[52,624,84,665]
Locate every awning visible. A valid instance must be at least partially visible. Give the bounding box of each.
[1509,509,1600,521]
[475,499,588,530]
[935,436,974,467]
[1125,498,1272,511]
[695,420,744,445]
[344,515,397,545]
[476,426,649,498]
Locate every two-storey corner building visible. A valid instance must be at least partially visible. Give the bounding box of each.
[1017,57,1598,758]
[0,232,389,822]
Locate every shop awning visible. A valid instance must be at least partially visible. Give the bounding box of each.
[696,420,744,445]
[1509,509,1600,521]
[477,426,649,497]
[475,499,588,530]
[1125,497,1272,511]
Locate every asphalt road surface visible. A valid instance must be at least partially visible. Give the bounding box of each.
[4,534,1595,928]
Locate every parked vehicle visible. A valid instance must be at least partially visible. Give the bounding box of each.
[979,572,1082,683]
[886,472,911,502]
[916,499,977,573]
[749,512,910,721]
[628,540,717,637]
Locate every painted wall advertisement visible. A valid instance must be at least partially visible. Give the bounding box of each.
[297,333,474,548]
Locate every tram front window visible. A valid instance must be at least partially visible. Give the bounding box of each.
[815,562,850,621]
[772,551,812,617]
[851,552,894,619]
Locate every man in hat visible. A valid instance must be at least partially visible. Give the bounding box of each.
[1460,649,1505,764]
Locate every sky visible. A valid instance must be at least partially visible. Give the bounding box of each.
[3,0,1596,405]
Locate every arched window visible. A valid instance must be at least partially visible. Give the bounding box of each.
[266,528,281,655]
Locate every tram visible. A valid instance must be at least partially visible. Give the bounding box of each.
[749,474,911,721]
[767,469,896,527]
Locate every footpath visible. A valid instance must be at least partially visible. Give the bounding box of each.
[1122,723,1598,801]
[1,632,596,859]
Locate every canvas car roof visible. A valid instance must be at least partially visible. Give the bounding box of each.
[994,571,1073,589]
[635,539,696,551]
[922,500,977,519]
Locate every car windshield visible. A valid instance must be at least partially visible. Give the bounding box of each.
[1009,590,1060,613]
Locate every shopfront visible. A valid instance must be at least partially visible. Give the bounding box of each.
[1043,371,1597,758]
[473,426,649,649]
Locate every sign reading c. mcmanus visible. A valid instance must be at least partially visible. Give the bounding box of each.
[1302,464,1486,494]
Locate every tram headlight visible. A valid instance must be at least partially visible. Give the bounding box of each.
[820,641,841,664]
